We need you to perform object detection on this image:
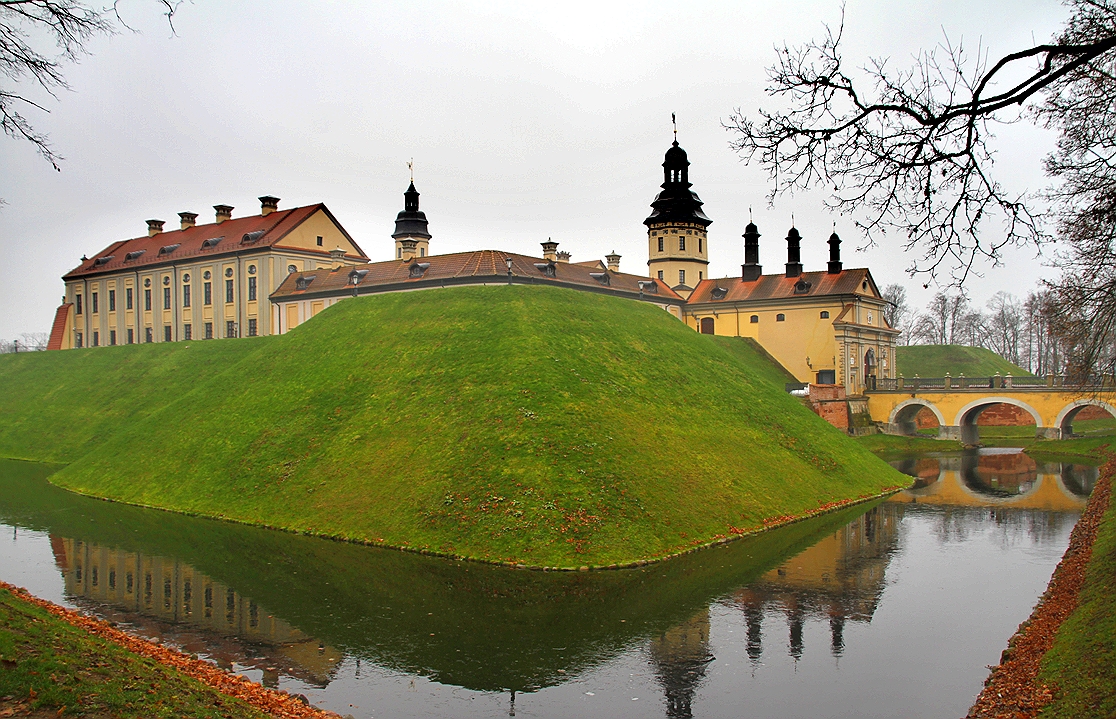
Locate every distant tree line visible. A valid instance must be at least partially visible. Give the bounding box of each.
[881,284,1084,378]
[0,333,48,353]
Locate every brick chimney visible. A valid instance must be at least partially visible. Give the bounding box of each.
[214,205,234,224]
[146,219,165,237]
[556,250,571,263]
[259,196,280,216]
[399,238,418,261]
[178,212,198,230]
[827,230,843,274]
[541,238,559,262]
[605,251,621,272]
[329,247,346,269]
[785,226,803,278]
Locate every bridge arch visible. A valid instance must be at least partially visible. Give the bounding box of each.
[1054,399,1116,437]
[954,397,1043,444]
[888,399,946,436]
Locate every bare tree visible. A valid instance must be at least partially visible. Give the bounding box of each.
[18,331,48,351]
[984,291,1023,365]
[881,283,911,344]
[1,0,180,170]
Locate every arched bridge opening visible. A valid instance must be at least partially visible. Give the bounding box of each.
[888,400,945,437]
[955,398,1042,445]
[1055,400,1116,438]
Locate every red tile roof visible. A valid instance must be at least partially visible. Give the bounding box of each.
[686,268,878,304]
[62,204,366,280]
[270,250,685,305]
[46,303,72,350]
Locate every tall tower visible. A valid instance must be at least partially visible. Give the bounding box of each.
[645,131,711,299]
[392,180,431,260]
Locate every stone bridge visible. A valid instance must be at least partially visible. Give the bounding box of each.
[865,375,1116,442]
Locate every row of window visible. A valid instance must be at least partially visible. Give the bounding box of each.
[655,236,703,253]
[74,319,259,348]
[75,278,259,315]
[655,269,704,285]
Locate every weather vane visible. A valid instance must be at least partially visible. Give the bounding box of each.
[671,113,677,142]
[407,158,414,183]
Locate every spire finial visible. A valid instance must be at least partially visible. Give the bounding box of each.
[407,158,414,183]
[791,212,795,227]
[749,206,753,222]
[671,112,677,144]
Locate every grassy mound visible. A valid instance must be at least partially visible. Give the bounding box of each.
[5,285,903,567]
[897,344,1031,378]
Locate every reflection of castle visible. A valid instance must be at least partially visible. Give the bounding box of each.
[51,536,341,687]
[648,610,713,719]
[730,506,898,661]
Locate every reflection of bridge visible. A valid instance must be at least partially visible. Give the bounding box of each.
[865,381,1116,441]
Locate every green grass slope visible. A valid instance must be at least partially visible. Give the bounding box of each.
[13,285,903,567]
[0,338,267,462]
[897,344,1031,378]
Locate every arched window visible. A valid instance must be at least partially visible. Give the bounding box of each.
[820,310,830,319]
[776,313,786,322]
[750,315,759,323]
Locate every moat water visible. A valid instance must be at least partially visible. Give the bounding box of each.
[0,451,1099,719]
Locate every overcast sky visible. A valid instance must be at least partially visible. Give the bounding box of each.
[0,0,1070,340]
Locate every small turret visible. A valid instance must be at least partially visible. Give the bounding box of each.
[785,226,803,278]
[828,230,843,274]
[392,178,431,259]
[742,221,762,281]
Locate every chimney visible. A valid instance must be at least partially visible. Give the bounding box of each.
[556,251,571,263]
[259,196,280,216]
[785,226,803,278]
[541,238,559,262]
[399,238,418,261]
[178,212,198,230]
[827,230,843,274]
[742,222,762,281]
[146,219,165,237]
[329,247,346,269]
[605,251,621,272]
[214,205,234,223]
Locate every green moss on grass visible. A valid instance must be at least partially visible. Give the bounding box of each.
[0,587,268,718]
[5,285,904,568]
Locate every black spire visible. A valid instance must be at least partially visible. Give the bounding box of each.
[828,229,843,274]
[644,140,712,228]
[742,221,762,281]
[392,181,431,240]
[785,226,803,278]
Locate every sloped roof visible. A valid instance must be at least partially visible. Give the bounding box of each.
[46,303,72,350]
[62,204,366,280]
[271,250,685,305]
[687,268,878,304]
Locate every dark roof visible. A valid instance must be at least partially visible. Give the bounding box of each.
[644,141,712,228]
[687,268,880,304]
[270,250,685,305]
[392,181,431,240]
[63,204,366,280]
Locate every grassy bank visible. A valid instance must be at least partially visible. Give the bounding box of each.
[0,586,269,718]
[1037,459,1116,717]
[1,285,903,568]
[897,344,1030,378]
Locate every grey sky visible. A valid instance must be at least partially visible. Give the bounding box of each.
[0,0,1069,340]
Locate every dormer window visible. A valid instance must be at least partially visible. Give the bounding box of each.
[408,262,430,278]
[348,269,369,285]
[295,275,316,290]
[158,243,180,256]
[93,255,114,266]
[589,272,610,286]
[241,230,265,244]
[794,279,812,294]
[711,286,728,300]
[201,237,223,249]
[637,280,658,294]
[124,250,146,262]
[533,262,557,278]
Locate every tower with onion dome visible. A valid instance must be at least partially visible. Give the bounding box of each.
[392,165,432,261]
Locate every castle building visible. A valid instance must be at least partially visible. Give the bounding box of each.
[48,197,367,350]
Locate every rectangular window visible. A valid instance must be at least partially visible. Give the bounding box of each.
[225,279,234,303]
[109,330,116,346]
[679,269,686,285]
[678,237,686,251]
[144,289,152,311]
[226,320,236,338]
[182,285,191,307]
[108,290,116,312]
[657,238,664,252]
[145,327,153,343]
[316,235,323,246]
[657,270,664,280]
[698,237,703,253]
[204,282,212,305]
[91,292,99,314]
[163,287,171,310]
[126,287,133,310]
[75,332,83,348]
[164,326,172,342]
[184,324,192,340]
[204,322,213,339]
[127,328,134,344]
[248,318,258,337]
[92,331,99,347]
[75,294,83,315]
[248,276,257,301]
